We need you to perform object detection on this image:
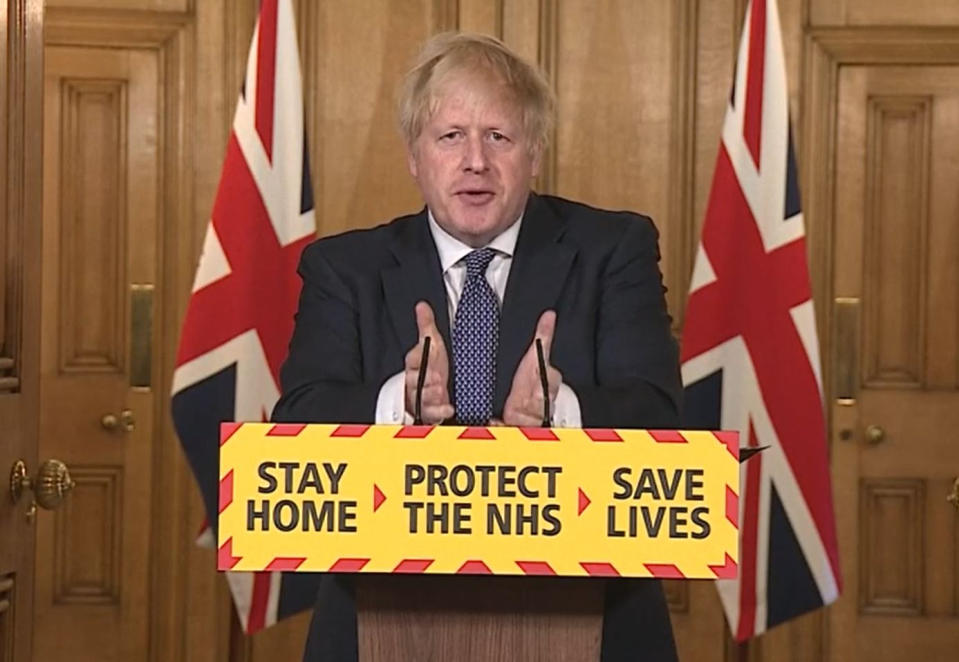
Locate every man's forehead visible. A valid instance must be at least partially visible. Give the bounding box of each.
[427,74,522,119]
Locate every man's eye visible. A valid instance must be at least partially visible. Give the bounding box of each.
[489,132,508,142]
[440,131,462,141]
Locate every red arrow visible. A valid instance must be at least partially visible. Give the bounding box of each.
[373,484,386,512]
[577,488,591,515]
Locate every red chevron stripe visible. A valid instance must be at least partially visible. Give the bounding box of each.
[516,561,556,575]
[519,427,559,441]
[580,562,620,577]
[329,558,370,572]
[584,428,623,442]
[217,537,241,570]
[726,484,739,528]
[220,422,243,445]
[709,553,739,579]
[457,560,493,574]
[331,424,369,437]
[266,423,305,436]
[715,431,739,459]
[218,470,234,514]
[393,559,434,573]
[265,557,306,571]
[395,425,434,438]
[644,563,686,579]
[649,430,687,443]
[458,427,496,439]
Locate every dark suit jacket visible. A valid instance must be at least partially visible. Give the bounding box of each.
[274,193,682,661]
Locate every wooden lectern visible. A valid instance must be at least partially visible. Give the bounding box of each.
[356,575,604,661]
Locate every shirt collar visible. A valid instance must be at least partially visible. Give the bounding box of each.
[426,209,523,274]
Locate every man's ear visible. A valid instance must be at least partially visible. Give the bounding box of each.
[530,143,543,178]
[407,144,419,178]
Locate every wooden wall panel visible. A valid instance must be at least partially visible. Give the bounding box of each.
[58,79,127,374]
[862,96,929,387]
[552,0,678,291]
[858,479,924,615]
[53,467,122,604]
[301,0,445,239]
[46,0,188,11]
[811,0,959,27]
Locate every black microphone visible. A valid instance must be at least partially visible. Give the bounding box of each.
[413,336,431,426]
[535,338,551,427]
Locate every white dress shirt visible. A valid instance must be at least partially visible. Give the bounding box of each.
[374,211,582,426]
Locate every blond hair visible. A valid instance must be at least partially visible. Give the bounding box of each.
[398,32,555,155]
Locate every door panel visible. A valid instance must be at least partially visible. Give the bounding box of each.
[38,44,159,662]
[831,64,959,661]
[0,0,44,660]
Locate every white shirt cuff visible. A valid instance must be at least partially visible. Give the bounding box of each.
[375,371,412,424]
[553,382,582,428]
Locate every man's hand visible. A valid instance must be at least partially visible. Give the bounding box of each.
[404,301,454,424]
[501,310,562,427]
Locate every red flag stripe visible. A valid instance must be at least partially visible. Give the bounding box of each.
[743,0,766,167]
[254,0,278,160]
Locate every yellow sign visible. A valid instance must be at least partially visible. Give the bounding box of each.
[218,423,739,579]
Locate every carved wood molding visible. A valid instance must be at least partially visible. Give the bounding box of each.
[802,26,959,403]
[45,7,190,48]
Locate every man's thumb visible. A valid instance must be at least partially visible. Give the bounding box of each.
[415,301,437,340]
[534,310,557,359]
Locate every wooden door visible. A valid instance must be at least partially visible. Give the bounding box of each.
[0,0,44,660]
[830,63,959,660]
[37,43,160,662]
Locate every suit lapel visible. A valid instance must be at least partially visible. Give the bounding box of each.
[382,211,452,363]
[494,194,576,414]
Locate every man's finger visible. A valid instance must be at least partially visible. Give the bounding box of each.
[422,403,454,424]
[405,368,445,390]
[503,408,545,428]
[534,310,557,360]
[415,301,437,340]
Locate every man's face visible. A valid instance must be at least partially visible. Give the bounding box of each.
[407,74,541,247]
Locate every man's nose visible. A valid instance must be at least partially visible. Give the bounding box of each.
[462,135,489,172]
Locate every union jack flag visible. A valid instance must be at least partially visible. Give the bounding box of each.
[680,0,842,640]
[171,0,318,633]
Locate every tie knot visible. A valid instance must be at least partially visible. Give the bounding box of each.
[464,248,496,278]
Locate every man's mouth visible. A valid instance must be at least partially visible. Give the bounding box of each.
[455,190,495,205]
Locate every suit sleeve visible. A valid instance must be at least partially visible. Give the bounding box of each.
[566,217,682,429]
[271,244,381,424]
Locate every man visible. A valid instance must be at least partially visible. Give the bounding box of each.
[274,32,681,662]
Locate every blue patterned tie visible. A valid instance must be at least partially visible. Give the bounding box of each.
[452,248,499,425]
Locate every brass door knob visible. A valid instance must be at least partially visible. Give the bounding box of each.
[864,424,885,445]
[948,478,959,513]
[101,409,135,433]
[9,459,75,516]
